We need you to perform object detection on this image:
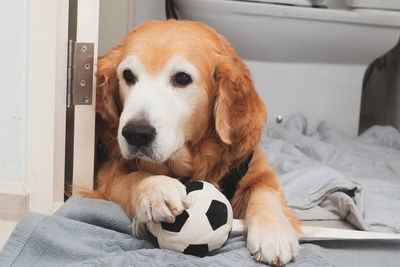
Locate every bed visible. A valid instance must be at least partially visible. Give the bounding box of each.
[1,114,400,266]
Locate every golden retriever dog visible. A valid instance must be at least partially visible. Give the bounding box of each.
[86,20,301,266]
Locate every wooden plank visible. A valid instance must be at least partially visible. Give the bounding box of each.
[300,225,400,241]
[232,219,400,240]
[0,183,29,221]
[0,220,18,250]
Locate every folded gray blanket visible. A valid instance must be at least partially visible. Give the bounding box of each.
[262,114,400,233]
[1,196,400,267]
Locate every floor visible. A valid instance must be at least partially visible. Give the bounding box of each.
[0,220,17,251]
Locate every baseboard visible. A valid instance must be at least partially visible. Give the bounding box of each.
[0,182,29,221]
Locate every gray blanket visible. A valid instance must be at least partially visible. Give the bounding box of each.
[1,196,400,267]
[262,114,400,233]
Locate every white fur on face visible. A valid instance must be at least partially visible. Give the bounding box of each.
[117,56,204,162]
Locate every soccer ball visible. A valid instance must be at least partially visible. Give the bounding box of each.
[146,181,233,257]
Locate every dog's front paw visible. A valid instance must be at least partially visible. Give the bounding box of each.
[133,175,190,225]
[246,219,299,266]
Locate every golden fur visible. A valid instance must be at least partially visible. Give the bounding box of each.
[83,20,301,266]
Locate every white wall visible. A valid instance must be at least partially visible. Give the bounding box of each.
[98,0,135,56]
[245,60,365,135]
[0,0,28,183]
[98,0,166,57]
[134,0,165,27]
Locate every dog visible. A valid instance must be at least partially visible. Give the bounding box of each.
[86,20,301,266]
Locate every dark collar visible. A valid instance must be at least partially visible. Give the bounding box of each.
[219,152,253,201]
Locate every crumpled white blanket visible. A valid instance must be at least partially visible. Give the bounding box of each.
[261,114,400,233]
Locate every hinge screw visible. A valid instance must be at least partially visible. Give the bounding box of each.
[81,45,87,52]
[83,96,89,103]
[276,115,283,124]
[80,80,86,87]
[84,63,91,70]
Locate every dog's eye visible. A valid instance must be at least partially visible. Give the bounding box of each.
[172,72,192,87]
[123,69,137,85]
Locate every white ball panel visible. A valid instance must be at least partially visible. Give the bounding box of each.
[177,213,213,245]
[207,224,232,252]
[147,222,188,252]
[186,188,212,216]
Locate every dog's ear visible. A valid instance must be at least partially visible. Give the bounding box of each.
[96,46,122,127]
[214,37,267,156]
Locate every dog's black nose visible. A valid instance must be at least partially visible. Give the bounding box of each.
[122,122,156,147]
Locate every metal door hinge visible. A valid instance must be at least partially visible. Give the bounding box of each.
[67,40,94,107]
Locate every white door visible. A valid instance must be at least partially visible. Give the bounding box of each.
[24,0,99,216]
[0,0,74,221]
[24,0,71,216]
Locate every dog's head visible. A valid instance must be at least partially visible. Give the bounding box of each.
[96,20,266,163]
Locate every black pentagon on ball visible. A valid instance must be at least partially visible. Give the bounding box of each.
[185,181,204,194]
[183,244,209,257]
[206,200,228,230]
[161,210,189,232]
